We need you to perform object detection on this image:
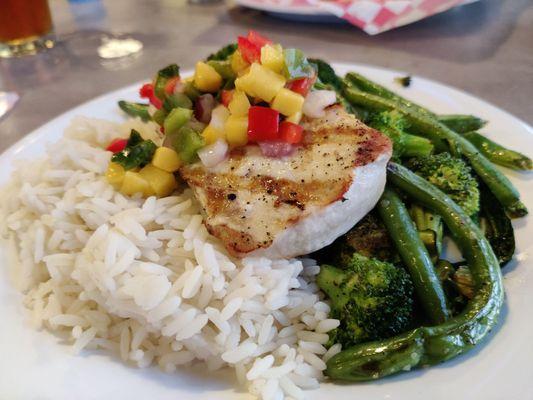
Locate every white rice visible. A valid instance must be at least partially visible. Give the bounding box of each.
[0,116,340,399]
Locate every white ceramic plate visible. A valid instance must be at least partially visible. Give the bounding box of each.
[1,63,532,400]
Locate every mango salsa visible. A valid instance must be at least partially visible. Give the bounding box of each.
[151,147,181,172]
[260,44,284,74]
[230,49,249,75]
[105,162,126,188]
[139,164,177,197]
[234,63,286,103]
[194,62,222,93]
[202,124,225,145]
[271,88,304,117]
[120,171,154,197]
[286,111,303,125]
[228,90,250,117]
[224,115,248,147]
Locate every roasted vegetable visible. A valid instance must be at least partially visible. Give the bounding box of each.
[409,203,443,260]
[407,153,480,217]
[317,253,415,348]
[462,131,532,171]
[342,87,527,217]
[345,72,433,118]
[378,188,450,324]
[313,211,398,265]
[437,114,487,133]
[406,153,479,260]
[368,110,433,159]
[326,163,503,381]
[479,184,515,266]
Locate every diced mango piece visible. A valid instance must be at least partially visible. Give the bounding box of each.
[105,162,125,189]
[210,105,230,131]
[224,115,248,148]
[139,164,177,197]
[231,49,249,75]
[151,147,181,172]
[202,124,225,145]
[228,90,251,117]
[286,111,302,125]
[271,88,304,117]
[260,44,284,74]
[120,171,154,197]
[194,62,222,93]
[234,63,286,102]
[238,66,250,77]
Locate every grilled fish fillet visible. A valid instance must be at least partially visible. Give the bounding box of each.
[180,105,392,259]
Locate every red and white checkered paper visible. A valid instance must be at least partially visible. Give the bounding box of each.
[247,0,478,34]
[312,0,477,34]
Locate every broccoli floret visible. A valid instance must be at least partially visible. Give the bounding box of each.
[313,212,398,265]
[407,153,480,216]
[317,253,414,347]
[368,111,433,160]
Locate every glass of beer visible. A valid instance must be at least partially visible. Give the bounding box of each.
[0,0,54,58]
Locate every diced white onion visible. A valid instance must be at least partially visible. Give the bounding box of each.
[302,90,337,119]
[198,139,228,168]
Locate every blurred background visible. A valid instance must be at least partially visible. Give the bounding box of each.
[0,0,531,152]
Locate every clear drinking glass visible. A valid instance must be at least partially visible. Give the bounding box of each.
[0,0,55,58]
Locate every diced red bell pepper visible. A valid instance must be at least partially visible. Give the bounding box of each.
[247,30,272,48]
[238,36,261,64]
[139,83,154,98]
[164,76,181,95]
[287,75,316,96]
[238,31,273,64]
[150,96,162,109]
[279,121,303,144]
[248,106,280,142]
[106,138,128,153]
[139,82,162,109]
[220,90,234,107]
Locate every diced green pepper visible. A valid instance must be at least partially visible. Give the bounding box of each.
[283,48,314,80]
[152,108,168,126]
[173,126,205,164]
[164,107,193,135]
[118,101,151,122]
[207,60,237,80]
[163,93,193,111]
[183,82,201,101]
[154,64,180,99]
